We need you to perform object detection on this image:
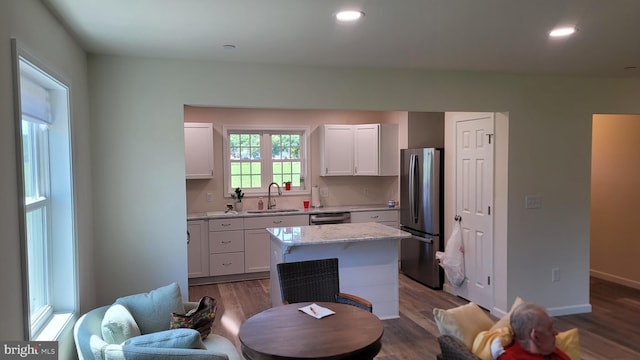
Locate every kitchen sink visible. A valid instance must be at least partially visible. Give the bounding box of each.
[246,208,302,214]
[206,210,238,216]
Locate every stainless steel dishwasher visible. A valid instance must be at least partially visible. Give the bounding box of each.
[309,212,351,225]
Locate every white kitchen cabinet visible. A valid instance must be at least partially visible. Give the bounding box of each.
[351,209,399,228]
[354,124,399,176]
[320,124,398,176]
[319,124,354,176]
[208,218,244,276]
[184,122,214,179]
[244,214,309,273]
[187,220,209,278]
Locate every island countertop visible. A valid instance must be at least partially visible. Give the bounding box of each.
[266,222,410,246]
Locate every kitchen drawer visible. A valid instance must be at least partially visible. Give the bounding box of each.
[209,217,244,231]
[209,230,244,253]
[209,252,244,276]
[244,214,309,229]
[351,210,398,223]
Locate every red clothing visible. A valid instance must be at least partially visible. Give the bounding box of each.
[499,341,570,360]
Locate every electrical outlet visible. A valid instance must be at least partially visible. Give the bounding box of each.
[525,195,541,209]
[206,192,214,202]
[552,267,560,282]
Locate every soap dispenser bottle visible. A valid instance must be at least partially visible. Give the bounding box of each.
[258,197,264,210]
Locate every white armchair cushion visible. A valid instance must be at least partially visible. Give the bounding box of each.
[124,328,205,349]
[101,304,141,344]
[115,283,185,334]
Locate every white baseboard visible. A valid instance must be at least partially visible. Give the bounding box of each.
[547,303,592,317]
[590,269,640,290]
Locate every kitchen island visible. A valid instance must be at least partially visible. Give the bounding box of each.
[267,222,410,319]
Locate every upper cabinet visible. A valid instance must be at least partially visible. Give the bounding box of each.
[320,124,398,176]
[319,125,354,176]
[184,122,214,179]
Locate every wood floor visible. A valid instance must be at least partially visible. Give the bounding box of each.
[189,275,640,360]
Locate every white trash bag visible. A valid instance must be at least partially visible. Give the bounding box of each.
[435,222,465,287]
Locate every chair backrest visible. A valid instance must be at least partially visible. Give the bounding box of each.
[277,258,340,304]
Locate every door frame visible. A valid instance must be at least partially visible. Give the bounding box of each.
[443,111,510,317]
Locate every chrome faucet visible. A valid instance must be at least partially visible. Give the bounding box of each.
[267,182,282,209]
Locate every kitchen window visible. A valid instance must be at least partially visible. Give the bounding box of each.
[224,126,309,195]
[14,43,77,340]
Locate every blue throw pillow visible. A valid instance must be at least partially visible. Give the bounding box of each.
[115,283,185,334]
[123,328,205,349]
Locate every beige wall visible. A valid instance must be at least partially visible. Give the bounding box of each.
[184,106,406,213]
[591,114,640,288]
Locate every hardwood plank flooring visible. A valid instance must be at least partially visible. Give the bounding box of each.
[189,275,640,359]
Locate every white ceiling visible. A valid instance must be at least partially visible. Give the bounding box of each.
[43,0,640,77]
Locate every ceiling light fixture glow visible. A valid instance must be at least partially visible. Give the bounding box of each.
[336,10,364,22]
[549,27,576,37]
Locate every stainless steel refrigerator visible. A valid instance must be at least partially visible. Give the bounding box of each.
[400,148,444,289]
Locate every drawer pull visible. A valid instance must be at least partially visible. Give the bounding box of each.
[221,223,232,227]
[221,240,231,244]
[273,220,283,224]
[222,262,233,266]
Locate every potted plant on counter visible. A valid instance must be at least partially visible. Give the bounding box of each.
[231,187,244,211]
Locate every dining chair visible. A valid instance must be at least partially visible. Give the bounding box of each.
[276,258,373,312]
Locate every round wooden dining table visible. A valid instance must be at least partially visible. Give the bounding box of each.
[239,302,384,360]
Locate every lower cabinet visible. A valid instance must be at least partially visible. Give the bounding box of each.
[187,220,209,278]
[351,209,399,228]
[190,214,310,280]
[244,214,309,273]
[208,218,244,276]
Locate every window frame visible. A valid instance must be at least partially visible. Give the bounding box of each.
[223,125,310,197]
[12,39,78,341]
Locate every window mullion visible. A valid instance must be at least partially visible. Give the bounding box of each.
[262,133,273,190]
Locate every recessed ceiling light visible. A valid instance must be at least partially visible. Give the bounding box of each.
[336,10,364,22]
[549,27,577,37]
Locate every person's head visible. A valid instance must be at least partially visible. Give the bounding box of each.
[510,303,558,355]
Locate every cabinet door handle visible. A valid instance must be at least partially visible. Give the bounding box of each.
[221,240,231,244]
[187,230,190,244]
[222,262,232,266]
[221,223,231,227]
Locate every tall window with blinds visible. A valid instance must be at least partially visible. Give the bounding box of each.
[14,50,77,340]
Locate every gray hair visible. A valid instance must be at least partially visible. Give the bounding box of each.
[510,303,548,341]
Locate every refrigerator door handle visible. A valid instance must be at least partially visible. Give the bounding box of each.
[410,153,419,223]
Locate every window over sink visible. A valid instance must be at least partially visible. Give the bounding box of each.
[223,125,310,196]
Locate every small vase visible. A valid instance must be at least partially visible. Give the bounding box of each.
[234,201,243,211]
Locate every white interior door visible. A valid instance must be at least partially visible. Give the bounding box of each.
[454,113,494,310]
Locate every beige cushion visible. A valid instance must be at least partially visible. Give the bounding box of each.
[101,304,141,344]
[556,328,581,360]
[433,302,495,350]
[471,326,513,360]
[489,296,524,332]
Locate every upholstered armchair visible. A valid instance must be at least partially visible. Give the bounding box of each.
[74,283,241,360]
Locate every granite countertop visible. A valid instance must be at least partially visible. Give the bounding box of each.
[266,222,410,246]
[187,204,399,220]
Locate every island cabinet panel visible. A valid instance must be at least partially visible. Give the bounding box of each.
[268,222,409,320]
